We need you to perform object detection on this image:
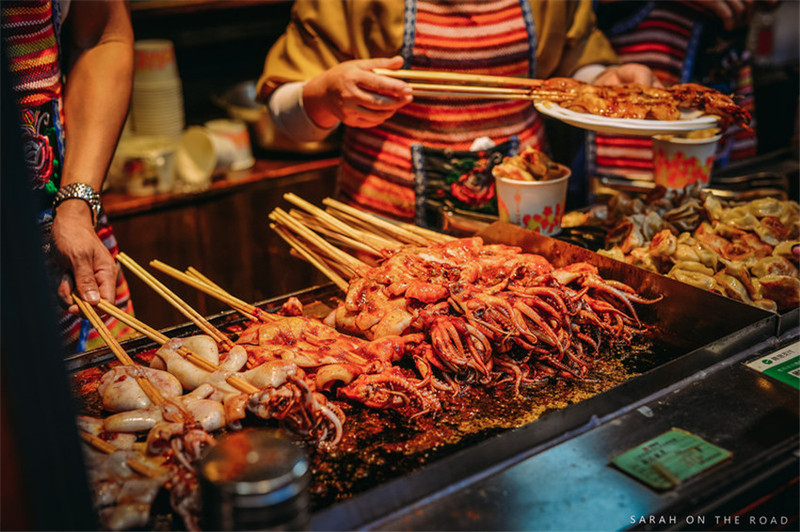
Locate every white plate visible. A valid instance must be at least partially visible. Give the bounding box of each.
[534,101,718,136]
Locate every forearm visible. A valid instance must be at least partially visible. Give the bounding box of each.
[62,39,133,195]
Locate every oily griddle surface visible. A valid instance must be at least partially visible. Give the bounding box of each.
[305,347,641,511]
[71,329,651,515]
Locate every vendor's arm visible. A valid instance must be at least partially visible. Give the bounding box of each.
[258,0,406,141]
[54,0,133,313]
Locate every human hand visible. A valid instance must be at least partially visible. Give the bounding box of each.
[303,56,413,129]
[52,201,118,314]
[594,63,663,87]
[692,0,761,31]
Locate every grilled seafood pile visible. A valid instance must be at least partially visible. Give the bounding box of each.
[563,186,799,311]
[330,237,660,397]
[539,78,751,131]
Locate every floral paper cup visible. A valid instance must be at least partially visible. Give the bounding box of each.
[495,166,571,236]
[652,131,721,189]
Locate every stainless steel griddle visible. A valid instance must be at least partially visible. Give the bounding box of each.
[67,225,796,530]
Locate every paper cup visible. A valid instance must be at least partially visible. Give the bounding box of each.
[175,126,238,191]
[134,39,178,84]
[204,119,255,171]
[652,132,721,189]
[495,166,571,236]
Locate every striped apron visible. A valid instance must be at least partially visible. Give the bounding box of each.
[2,0,135,354]
[340,0,545,221]
[589,2,757,180]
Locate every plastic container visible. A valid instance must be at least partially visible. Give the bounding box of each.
[108,135,178,195]
[495,165,571,236]
[198,430,310,531]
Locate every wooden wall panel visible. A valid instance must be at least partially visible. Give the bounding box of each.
[110,166,337,329]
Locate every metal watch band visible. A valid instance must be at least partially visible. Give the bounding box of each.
[52,183,102,224]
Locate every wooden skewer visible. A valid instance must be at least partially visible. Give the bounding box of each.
[288,209,383,257]
[283,192,401,251]
[148,260,263,323]
[395,221,456,243]
[271,223,351,290]
[73,294,165,407]
[323,208,405,246]
[79,431,167,479]
[375,68,544,88]
[117,253,234,350]
[270,208,368,272]
[183,268,276,322]
[322,198,431,246]
[95,299,259,394]
[409,82,532,97]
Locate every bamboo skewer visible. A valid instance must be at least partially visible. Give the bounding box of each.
[374,68,544,88]
[95,299,259,395]
[271,223,350,291]
[395,220,456,243]
[79,430,167,479]
[183,267,272,321]
[269,208,368,272]
[409,82,534,97]
[373,68,579,101]
[117,253,234,350]
[288,209,383,256]
[323,208,405,246]
[284,192,401,251]
[73,294,164,407]
[322,198,431,246]
[148,260,265,323]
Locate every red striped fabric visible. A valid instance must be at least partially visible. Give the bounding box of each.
[593,5,757,180]
[341,0,544,220]
[1,0,61,108]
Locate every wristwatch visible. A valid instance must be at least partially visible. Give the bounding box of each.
[53,183,102,225]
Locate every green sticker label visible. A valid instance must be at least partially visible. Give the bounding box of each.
[746,343,799,390]
[611,428,732,491]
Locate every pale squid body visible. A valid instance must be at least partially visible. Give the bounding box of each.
[151,336,299,400]
[103,385,226,433]
[98,366,183,413]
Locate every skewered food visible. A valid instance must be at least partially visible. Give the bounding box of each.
[72,200,665,530]
[380,69,751,130]
[538,78,751,130]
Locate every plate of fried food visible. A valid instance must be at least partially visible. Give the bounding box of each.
[535,100,719,136]
[533,80,750,136]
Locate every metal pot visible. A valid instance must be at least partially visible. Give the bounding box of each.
[213,81,341,155]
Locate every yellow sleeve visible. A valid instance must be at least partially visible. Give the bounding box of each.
[257,0,405,102]
[532,0,618,79]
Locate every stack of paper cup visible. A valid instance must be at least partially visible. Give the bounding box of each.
[130,39,185,139]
